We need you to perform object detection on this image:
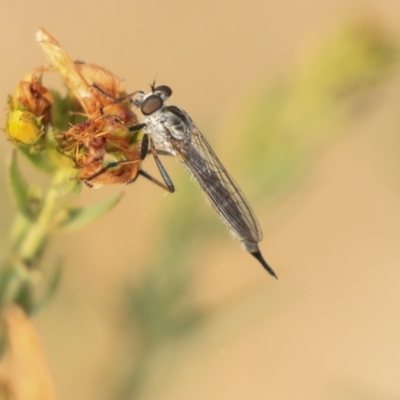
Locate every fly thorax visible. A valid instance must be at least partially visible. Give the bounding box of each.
[163,106,192,141]
[146,114,166,138]
[143,113,175,154]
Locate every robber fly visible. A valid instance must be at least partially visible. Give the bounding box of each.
[127,84,277,278]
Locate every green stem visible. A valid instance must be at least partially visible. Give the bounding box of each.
[0,170,66,309]
[18,178,60,265]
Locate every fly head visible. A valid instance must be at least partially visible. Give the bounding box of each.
[140,85,173,116]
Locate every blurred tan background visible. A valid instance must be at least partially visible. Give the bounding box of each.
[1,1,400,399]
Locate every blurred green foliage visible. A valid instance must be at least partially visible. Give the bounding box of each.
[0,18,397,400]
[114,20,398,400]
[0,90,123,316]
[232,21,397,196]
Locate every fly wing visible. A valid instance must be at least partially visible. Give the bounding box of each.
[173,116,263,244]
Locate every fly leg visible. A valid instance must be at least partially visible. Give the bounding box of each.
[125,134,174,191]
[92,83,144,106]
[128,125,175,192]
[84,133,175,192]
[148,138,175,193]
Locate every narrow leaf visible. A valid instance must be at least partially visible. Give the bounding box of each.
[32,259,63,315]
[7,151,32,220]
[57,192,123,231]
[17,145,56,174]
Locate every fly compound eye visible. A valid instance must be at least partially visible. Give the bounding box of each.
[154,85,172,99]
[141,95,163,116]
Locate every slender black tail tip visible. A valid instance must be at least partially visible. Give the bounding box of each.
[250,250,278,279]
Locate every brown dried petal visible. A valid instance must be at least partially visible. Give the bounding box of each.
[75,62,125,100]
[36,28,126,115]
[13,74,53,124]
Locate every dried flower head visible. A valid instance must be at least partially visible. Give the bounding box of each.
[11,73,53,124]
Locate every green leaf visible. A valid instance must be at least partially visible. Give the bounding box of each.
[14,279,35,315]
[32,258,63,315]
[51,90,86,133]
[7,150,32,220]
[0,263,17,305]
[52,167,82,197]
[17,145,56,174]
[56,192,123,231]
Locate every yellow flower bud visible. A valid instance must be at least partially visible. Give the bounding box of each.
[5,110,42,144]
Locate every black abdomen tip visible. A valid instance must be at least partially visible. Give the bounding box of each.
[250,250,278,279]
